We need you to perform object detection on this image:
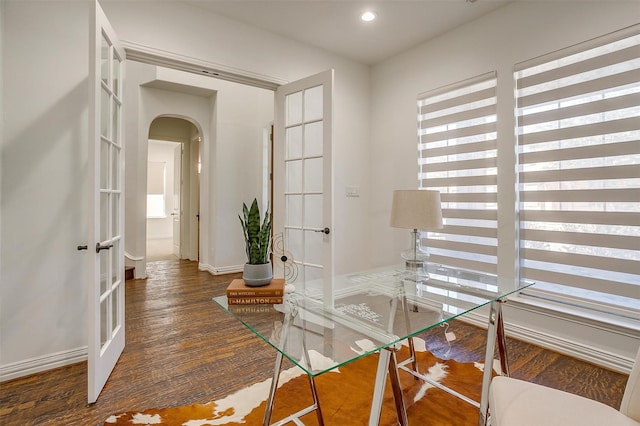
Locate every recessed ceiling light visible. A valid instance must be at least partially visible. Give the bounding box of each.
[361,11,377,22]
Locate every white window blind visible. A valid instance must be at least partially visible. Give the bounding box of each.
[147,161,166,218]
[516,25,640,317]
[418,72,498,274]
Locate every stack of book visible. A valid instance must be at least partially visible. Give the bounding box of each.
[226,278,285,305]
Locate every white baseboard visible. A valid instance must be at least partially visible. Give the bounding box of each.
[198,263,243,275]
[0,347,87,382]
[124,251,144,262]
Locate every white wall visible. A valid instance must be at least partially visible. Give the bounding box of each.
[370,1,640,367]
[1,1,90,375]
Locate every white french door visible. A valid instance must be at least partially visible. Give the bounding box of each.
[87,0,125,404]
[273,70,334,305]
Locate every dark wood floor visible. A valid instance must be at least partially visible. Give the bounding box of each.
[0,260,629,425]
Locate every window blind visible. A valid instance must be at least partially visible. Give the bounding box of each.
[418,71,498,274]
[515,25,640,315]
[147,161,166,218]
[147,161,166,195]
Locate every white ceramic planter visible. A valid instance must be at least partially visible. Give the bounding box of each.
[243,262,273,287]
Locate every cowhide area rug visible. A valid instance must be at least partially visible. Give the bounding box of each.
[105,338,496,425]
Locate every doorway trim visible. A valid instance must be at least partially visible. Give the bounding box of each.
[123,42,286,279]
[122,40,287,91]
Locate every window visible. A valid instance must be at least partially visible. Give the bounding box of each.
[515,26,640,318]
[417,72,498,274]
[147,161,166,218]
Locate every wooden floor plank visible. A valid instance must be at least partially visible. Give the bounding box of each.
[0,260,629,425]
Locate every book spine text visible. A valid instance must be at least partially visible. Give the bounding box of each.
[227,296,283,305]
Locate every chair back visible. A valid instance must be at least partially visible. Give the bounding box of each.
[620,346,640,422]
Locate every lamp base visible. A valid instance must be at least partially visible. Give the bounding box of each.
[400,229,430,280]
[404,259,430,280]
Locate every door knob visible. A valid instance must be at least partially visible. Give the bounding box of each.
[96,242,114,253]
[313,227,330,235]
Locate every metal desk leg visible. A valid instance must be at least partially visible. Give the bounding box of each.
[368,348,409,426]
[369,349,390,426]
[301,327,324,426]
[479,300,506,426]
[387,349,409,426]
[263,308,294,426]
[496,301,510,377]
[307,375,324,426]
[264,351,284,426]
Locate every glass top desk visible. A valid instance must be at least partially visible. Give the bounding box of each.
[213,263,534,426]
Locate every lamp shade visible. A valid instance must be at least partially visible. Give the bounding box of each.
[390,190,443,230]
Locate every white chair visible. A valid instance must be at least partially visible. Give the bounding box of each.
[489,347,640,426]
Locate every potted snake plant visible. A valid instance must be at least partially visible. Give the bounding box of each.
[238,198,272,286]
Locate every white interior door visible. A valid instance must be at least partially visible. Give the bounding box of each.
[273,70,334,305]
[88,0,125,404]
[173,144,182,258]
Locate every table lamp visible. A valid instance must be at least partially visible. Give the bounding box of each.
[390,190,443,274]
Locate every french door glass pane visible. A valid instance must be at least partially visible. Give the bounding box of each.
[304,122,323,157]
[100,141,109,189]
[100,299,108,346]
[101,33,109,85]
[304,85,323,121]
[100,88,109,138]
[286,126,302,159]
[305,230,323,265]
[286,195,303,227]
[112,53,121,97]
[304,194,322,228]
[304,265,323,282]
[111,147,119,190]
[100,192,108,242]
[111,240,118,285]
[112,101,119,144]
[286,160,302,193]
[100,249,109,294]
[304,158,322,193]
[286,228,303,262]
[286,91,303,126]
[111,193,119,237]
[111,291,117,334]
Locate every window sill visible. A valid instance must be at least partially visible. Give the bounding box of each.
[506,293,640,338]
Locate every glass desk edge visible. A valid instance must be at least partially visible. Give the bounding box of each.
[213,272,535,378]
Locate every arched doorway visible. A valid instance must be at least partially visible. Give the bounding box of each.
[146,116,201,262]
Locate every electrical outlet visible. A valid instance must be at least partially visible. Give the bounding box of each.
[345,186,360,197]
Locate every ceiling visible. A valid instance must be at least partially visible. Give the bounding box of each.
[181,0,513,65]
